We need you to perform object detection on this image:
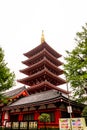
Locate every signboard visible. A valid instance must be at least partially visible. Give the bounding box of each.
[59,118,70,130]
[5,121,11,128]
[71,118,86,130]
[12,122,19,129]
[29,121,38,130]
[67,106,72,113]
[5,120,38,130]
[20,121,28,129]
[59,118,86,130]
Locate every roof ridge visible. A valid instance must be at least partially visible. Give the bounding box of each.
[3,86,26,97]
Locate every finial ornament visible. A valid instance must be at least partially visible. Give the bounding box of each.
[41,30,45,44]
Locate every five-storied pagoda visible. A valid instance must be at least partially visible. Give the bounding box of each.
[18,31,66,94]
[2,32,84,129]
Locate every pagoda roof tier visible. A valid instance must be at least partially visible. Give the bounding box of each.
[24,42,61,58]
[27,81,68,94]
[20,58,63,76]
[22,48,63,66]
[17,68,66,86]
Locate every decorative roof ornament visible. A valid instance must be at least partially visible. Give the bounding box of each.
[41,30,45,44]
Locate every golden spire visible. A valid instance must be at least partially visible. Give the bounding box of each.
[41,30,45,44]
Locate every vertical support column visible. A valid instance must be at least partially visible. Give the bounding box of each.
[18,114,23,121]
[18,108,23,121]
[34,110,39,120]
[55,109,61,124]
[34,110,40,129]
[2,111,5,126]
[2,111,9,126]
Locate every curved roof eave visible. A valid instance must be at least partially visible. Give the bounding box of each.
[24,42,61,58]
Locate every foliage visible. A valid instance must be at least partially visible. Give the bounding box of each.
[64,23,87,103]
[38,113,50,130]
[81,106,87,125]
[38,113,50,123]
[0,47,15,103]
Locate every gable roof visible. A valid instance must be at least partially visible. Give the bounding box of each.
[3,89,84,111]
[10,90,60,106]
[3,90,60,110]
[3,86,28,98]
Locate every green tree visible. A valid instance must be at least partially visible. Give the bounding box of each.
[64,23,87,103]
[38,113,50,130]
[81,106,87,125]
[0,47,15,103]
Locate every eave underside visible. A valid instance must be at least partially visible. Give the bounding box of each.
[27,81,68,94]
[22,49,63,66]
[17,68,66,86]
[20,58,63,76]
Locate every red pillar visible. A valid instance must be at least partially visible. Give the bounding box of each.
[55,109,61,124]
[34,110,39,120]
[2,111,9,126]
[18,113,23,121]
[34,111,40,128]
[2,111,5,126]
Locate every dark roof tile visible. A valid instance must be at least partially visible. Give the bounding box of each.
[3,86,27,97]
[9,90,61,107]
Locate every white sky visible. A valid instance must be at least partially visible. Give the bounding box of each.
[0,0,87,89]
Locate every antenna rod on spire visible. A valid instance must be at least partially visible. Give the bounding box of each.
[41,30,45,44]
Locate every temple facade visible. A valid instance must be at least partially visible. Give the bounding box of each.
[2,33,84,129]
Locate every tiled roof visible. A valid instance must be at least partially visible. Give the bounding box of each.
[3,86,27,98]
[24,42,61,58]
[9,90,62,107]
[3,89,84,110]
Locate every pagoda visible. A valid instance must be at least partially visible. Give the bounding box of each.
[2,32,84,130]
[17,31,67,94]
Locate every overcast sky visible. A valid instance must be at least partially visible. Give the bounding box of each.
[0,0,87,89]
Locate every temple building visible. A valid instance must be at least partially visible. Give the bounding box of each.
[2,32,84,129]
